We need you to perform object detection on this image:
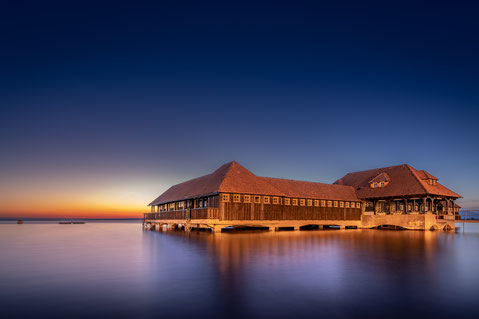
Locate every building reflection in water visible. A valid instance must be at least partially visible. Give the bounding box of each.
[143,228,477,319]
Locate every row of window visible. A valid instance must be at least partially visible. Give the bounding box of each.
[427,179,438,186]
[157,197,212,211]
[371,181,386,188]
[222,194,361,208]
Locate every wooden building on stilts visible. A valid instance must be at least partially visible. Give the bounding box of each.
[144,162,461,232]
[334,164,461,231]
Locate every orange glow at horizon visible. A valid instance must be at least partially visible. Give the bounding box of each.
[0,195,149,219]
[0,171,175,219]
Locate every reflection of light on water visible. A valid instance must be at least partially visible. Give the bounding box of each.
[2,223,479,319]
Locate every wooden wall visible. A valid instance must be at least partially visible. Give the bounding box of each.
[146,194,361,221]
[220,193,361,221]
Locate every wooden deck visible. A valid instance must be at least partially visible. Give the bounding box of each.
[144,218,362,232]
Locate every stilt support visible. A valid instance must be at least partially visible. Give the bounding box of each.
[211,225,222,233]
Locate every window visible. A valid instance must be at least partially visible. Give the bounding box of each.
[327,200,332,207]
[350,202,355,208]
[345,202,350,208]
[263,196,270,204]
[307,199,313,206]
[284,198,290,205]
[272,197,279,204]
[380,182,384,187]
[356,202,361,209]
[244,195,251,203]
[300,199,306,206]
[314,200,319,207]
[339,201,344,208]
[169,203,175,210]
[233,194,241,203]
[179,201,184,208]
[373,182,378,188]
[292,198,298,206]
[333,201,338,207]
[254,195,261,203]
[321,200,326,207]
[222,194,230,202]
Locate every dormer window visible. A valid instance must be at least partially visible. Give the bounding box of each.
[417,170,438,186]
[369,173,390,188]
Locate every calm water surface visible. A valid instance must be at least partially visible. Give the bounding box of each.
[1,222,478,319]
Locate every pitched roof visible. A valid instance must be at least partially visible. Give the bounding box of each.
[415,170,438,180]
[334,164,461,199]
[369,173,391,184]
[148,162,230,205]
[260,177,359,201]
[149,161,359,205]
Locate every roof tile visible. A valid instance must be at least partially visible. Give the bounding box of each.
[334,164,460,199]
[149,161,359,205]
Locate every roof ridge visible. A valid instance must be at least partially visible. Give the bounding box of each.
[261,176,354,189]
[217,161,239,190]
[217,162,285,196]
[404,164,429,194]
[202,161,237,193]
[342,164,409,176]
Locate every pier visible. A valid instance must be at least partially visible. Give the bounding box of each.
[143,210,457,233]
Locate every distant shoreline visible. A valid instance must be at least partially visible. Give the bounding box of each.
[0,218,143,221]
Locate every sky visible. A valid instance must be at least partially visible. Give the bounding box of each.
[1,0,479,218]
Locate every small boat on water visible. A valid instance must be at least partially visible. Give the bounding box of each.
[59,221,85,224]
[17,220,23,224]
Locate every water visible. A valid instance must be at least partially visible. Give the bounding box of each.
[1,221,478,319]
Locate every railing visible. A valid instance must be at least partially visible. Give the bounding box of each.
[456,210,479,221]
[144,207,219,220]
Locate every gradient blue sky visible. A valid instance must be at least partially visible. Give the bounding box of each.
[1,0,478,217]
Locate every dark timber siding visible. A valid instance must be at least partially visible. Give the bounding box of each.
[220,193,361,221]
[145,193,361,221]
